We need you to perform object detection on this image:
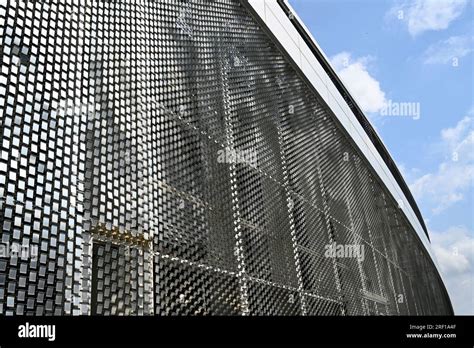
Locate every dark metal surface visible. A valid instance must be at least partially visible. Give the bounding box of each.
[276,0,430,240]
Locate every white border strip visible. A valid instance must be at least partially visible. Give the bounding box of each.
[247,0,447,283]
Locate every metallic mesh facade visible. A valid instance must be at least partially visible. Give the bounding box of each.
[0,0,451,315]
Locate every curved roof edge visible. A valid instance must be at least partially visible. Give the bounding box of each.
[243,0,453,313]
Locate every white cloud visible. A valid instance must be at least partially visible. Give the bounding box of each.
[410,164,473,214]
[330,52,387,114]
[423,35,474,64]
[388,0,467,36]
[441,113,474,159]
[430,225,474,314]
[409,110,474,214]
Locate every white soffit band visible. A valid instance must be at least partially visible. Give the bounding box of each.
[247,0,444,277]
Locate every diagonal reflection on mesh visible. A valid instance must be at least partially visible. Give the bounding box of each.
[0,0,450,315]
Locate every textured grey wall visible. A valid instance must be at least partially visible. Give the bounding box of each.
[0,0,451,315]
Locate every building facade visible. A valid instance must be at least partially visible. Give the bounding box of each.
[0,0,452,315]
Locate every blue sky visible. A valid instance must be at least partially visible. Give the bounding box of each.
[290,0,473,314]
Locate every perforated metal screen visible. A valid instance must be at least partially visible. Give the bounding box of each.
[0,0,451,315]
